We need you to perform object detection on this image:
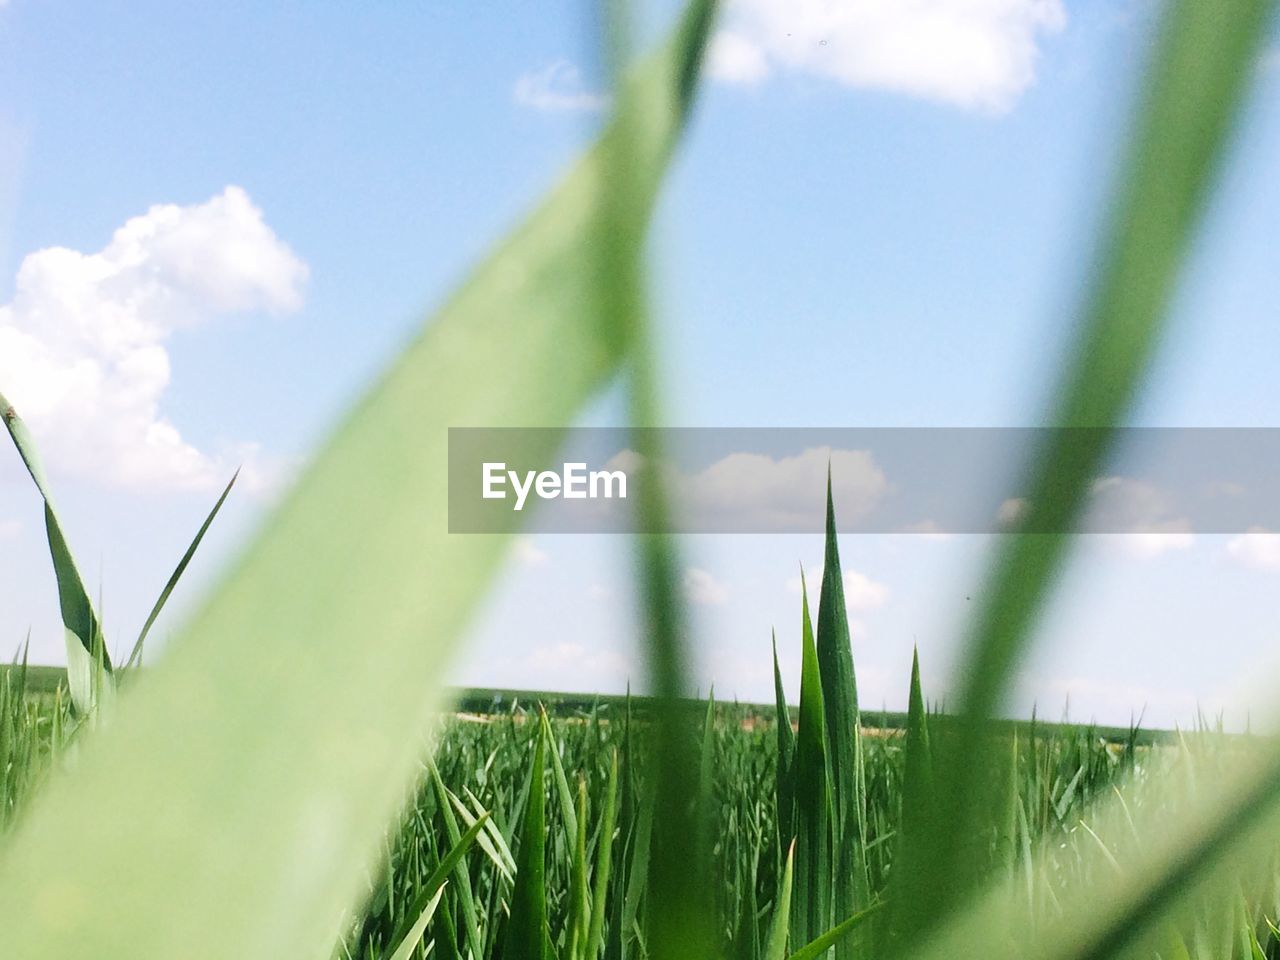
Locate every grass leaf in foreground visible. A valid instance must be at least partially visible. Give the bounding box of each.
[0,3,715,956]
[908,0,1277,942]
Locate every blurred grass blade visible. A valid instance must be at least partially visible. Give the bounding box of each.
[0,4,715,956]
[914,0,1277,937]
[505,733,548,960]
[0,391,110,705]
[910,743,1280,960]
[604,0,719,958]
[126,469,239,671]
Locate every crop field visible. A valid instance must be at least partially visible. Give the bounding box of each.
[0,604,1265,960]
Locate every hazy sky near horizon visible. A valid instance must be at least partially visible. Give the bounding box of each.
[1,0,1278,728]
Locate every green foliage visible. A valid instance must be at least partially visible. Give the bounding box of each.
[0,5,716,959]
[1,391,110,708]
[791,579,832,953]
[505,731,549,960]
[921,0,1279,938]
[814,477,871,959]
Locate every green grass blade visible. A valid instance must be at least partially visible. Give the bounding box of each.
[910,744,1280,960]
[793,575,832,953]
[773,630,796,861]
[385,813,488,956]
[914,0,1276,936]
[788,904,884,960]
[126,469,239,671]
[611,1,719,957]
[584,750,619,960]
[699,689,716,816]
[764,842,796,960]
[0,7,714,955]
[542,708,581,851]
[883,649,934,953]
[446,788,514,882]
[0,391,110,700]
[386,885,446,960]
[568,774,590,960]
[428,761,485,959]
[505,733,549,960]
[814,478,870,957]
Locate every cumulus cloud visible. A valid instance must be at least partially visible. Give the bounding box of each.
[1227,528,1280,572]
[0,186,306,493]
[685,567,730,606]
[684,446,889,531]
[709,0,1066,112]
[788,566,889,611]
[514,61,608,113]
[1087,477,1194,557]
[707,31,772,84]
[900,519,953,540]
[594,445,887,532]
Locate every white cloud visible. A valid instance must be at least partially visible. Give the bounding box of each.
[996,481,1193,556]
[596,445,887,532]
[708,31,772,84]
[900,519,953,540]
[514,61,608,113]
[0,519,19,540]
[511,536,549,567]
[711,0,1065,112]
[684,446,889,531]
[1227,527,1280,572]
[787,566,888,611]
[1087,477,1194,557]
[685,567,730,606]
[1106,531,1194,559]
[0,187,306,493]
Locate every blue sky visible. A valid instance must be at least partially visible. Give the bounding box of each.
[1,0,1278,727]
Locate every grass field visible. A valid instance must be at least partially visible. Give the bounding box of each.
[0,628,1264,960]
